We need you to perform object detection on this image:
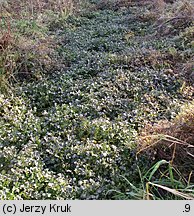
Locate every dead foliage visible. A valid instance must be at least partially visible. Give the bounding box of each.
[137,101,194,180]
[0,0,72,85]
[0,19,12,51]
[95,0,132,11]
[173,57,194,86]
[155,0,194,37]
[0,0,74,19]
[95,0,181,11]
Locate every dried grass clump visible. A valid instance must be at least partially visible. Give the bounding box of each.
[171,0,194,17]
[177,26,194,50]
[174,57,194,85]
[0,19,58,83]
[0,0,74,19]
[14,36,59,80]
[155,0,194,37]
[0,19,15,91]
[135,0,167,24]
[138,100,194,178]
[96,0,132,11]
[0,19,12,51]
[95,0,169,11]
[0,0,75,89]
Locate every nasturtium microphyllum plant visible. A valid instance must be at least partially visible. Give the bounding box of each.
[0,0,193,199]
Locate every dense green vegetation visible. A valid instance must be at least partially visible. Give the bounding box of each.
[0,0,194,199]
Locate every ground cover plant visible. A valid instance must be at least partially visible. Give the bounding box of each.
[0,0,194,199]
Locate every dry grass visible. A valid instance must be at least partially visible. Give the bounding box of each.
[0,0,78,92]
[132,0,194,186]
[95,0,131,11]
[155,0,194,36]
[95,0,168,11]
[0,0,74,18]
[147,182,194,200]
[138,100,194,181]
